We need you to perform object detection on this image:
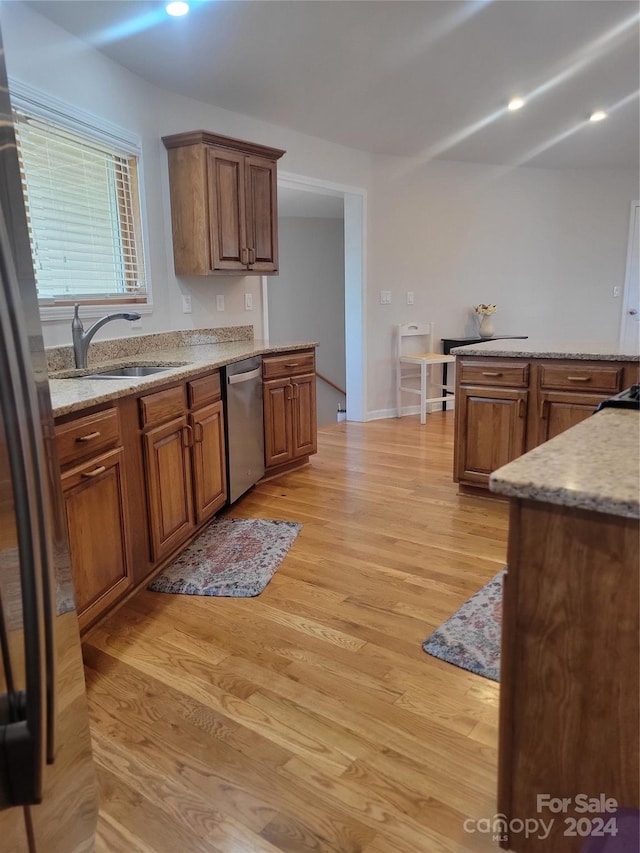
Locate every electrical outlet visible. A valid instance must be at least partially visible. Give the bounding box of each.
[181,294,192,314]
[406,291,414,305]
[380,291,391,305]
[131,318,142,330]
[244,293,253,311]
[612,286,620,298]
[216,294,225,311]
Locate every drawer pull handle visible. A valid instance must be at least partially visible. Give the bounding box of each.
[284,363,299,369]
[567,375,590,382]
[82,465,106,479]
[76,430,101,442]
[482,371,502,377]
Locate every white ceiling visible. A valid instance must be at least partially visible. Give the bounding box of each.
[27,0,640,170]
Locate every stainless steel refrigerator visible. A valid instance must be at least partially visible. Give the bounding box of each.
[0,23,98,853]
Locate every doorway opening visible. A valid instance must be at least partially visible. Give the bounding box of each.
[262,172,366,423]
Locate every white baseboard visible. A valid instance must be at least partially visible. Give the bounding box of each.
[366,401,455,421]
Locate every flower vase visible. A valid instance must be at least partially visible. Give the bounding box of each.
[478,314,494,338]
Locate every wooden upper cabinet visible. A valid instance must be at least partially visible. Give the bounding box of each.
[162,131,285,276]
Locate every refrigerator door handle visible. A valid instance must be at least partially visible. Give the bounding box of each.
[0,212,49,808]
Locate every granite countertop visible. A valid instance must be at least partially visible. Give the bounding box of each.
[450,338,640,361]
[48,337,318,417]
[490,408,640,519]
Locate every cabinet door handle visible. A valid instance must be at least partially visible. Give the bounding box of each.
[517,398,525,418]
[292,384,299,400]
[241,247,248,265]
[482,371,502,377]
[248,248,255,265]
[182,425,193,447]
[194,422,204,443]
[540,399,548,419]
[286,384,293,400]
[76,430,101,442]
[567,375,590,382]
[82,465,106,479]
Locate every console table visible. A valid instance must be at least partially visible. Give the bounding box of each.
[440,335,528,411]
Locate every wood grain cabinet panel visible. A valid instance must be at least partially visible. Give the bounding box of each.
[536,391,605,444]
[162,131,285,276]
[264,378,294,468]
[263,351,318,472]
[455,387,527,486]
[191,401,226,524]
[143,415,194,561]
[61,447,131,631]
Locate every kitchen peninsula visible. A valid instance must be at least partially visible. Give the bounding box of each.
[47,326,318,633]
[451,339,639,492]
[491,407,639,852]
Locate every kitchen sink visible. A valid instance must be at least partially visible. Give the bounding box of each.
[82,365,173,379]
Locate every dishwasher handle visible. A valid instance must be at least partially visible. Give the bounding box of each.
[227,365,262,385]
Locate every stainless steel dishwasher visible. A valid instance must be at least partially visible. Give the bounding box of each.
[224,356,265,503]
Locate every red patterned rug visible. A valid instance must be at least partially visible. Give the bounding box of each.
[148,517,302,597]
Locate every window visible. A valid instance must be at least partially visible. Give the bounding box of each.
[12,91,148,306]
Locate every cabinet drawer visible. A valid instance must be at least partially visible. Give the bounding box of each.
[539,364,623,393]
[263,350,315,380]
[139,384,186,427]
[459,361,529,388]
[56,407,121,468]
[188,372,221,409]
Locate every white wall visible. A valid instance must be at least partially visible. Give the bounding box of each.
[268,217,345,425]
[1,1,372,347]
[367,156,638,415]
[3,2,637,420]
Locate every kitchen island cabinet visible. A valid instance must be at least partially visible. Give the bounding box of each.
[452,341,639,492]
[491,408,639,853]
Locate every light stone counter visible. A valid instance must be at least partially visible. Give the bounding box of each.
[450,338,640,361]
[48,336,318,418]
[490,408,640,518]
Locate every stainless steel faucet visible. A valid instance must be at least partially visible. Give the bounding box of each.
[71,303,141,369]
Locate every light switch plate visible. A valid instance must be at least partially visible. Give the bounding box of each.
[216,294,225,311]
[244,293,253,311]
[181,294,192,314]
[380,291,391,305]
[406,291,414,305]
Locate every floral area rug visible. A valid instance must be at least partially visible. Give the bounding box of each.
[148,517,302,597]
[422,569,505,681]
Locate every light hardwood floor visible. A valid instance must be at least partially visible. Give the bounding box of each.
[85,413,509,852]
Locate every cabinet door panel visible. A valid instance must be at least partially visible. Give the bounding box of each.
[292,373,317,458]
[538,392,601,444]
[245,156,278,272]
[191,401,227,523]
[144,416,194,561]
[264,378,293,467]
[208,149,246,270]
[62,447,131,630]
[457,387,528,485]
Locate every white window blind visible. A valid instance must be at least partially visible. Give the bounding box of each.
[13,107,147,303]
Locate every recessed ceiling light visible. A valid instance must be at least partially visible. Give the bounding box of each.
[166,1,189,16]
[508,98,525,111]
[590,110,607,122]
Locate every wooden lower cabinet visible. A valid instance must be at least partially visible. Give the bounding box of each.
[454,386,528,486]
[61,447,131,631]
[264,372,317,469]
[454,357,639,489]
[536,390,605,444]
[191,400,226,523]
[498,499,639,852]
[143,415,194,562]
